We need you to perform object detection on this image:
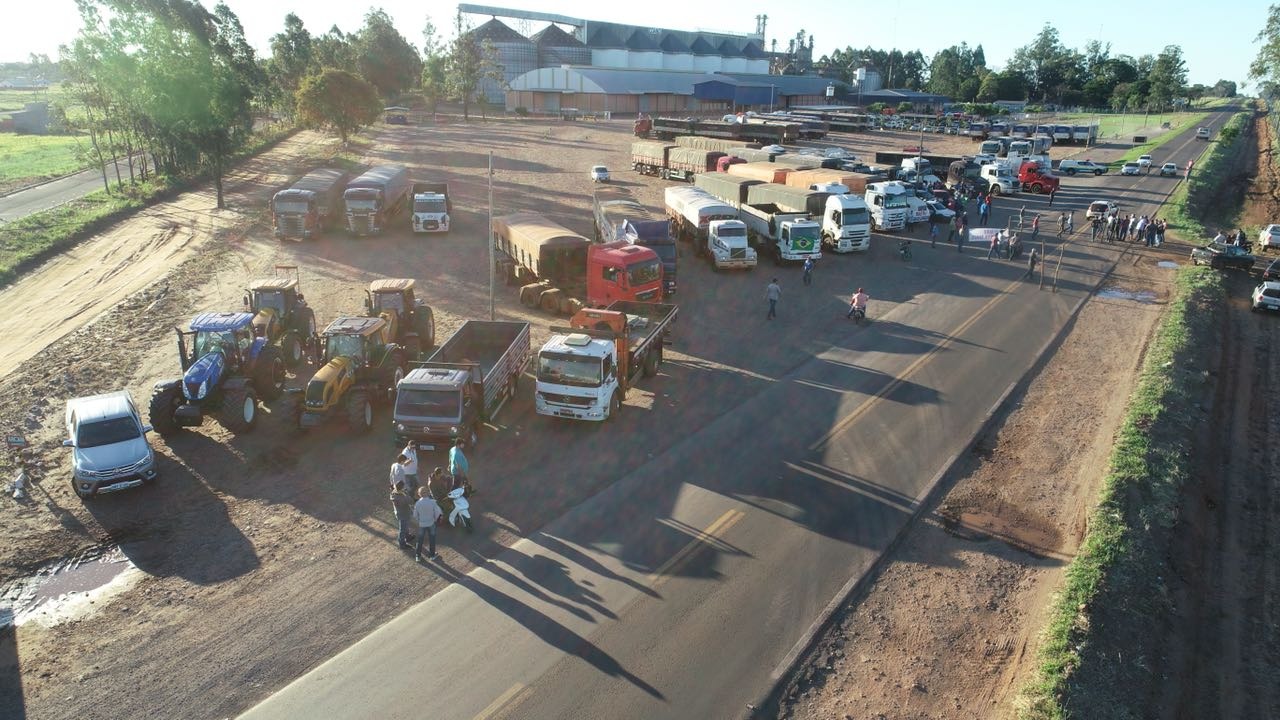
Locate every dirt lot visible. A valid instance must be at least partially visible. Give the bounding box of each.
[0,116,1195,720]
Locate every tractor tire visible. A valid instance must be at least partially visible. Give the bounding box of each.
[220,385,259,434]
[384,350,408,398]
[281,332,304,368]
[148,382,184,438]
[415,308,436,351]
[539,288,565,314]
[345,389,373,432]
[519,282,545,308]
[404,334,422,359]
[253,346,286,401]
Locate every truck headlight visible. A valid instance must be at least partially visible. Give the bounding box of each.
[396,423,405,432]
[450,426,458,434]
[441,214,449,226]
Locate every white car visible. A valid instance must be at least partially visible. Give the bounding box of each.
[589,165,610,183]
[761,144,786,154]
[1137,155,1153,170]
[1196,127,1211,140]
[1057,159,1107,176]
[1259,224,1280,249]
[1159,162,1179,177]
[1252,281,1280,312]
[1086,200,1118,220]
[64,391,158,498]
[1120,162,1141,176]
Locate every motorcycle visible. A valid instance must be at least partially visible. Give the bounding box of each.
[848,304,866,323]
[430,476,475,532]
[898,240,912,261]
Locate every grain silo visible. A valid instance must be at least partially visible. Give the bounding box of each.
[470,18,536,105]
[531,24,589,67]
[659,32,694,71]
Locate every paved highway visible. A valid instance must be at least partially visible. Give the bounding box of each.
[238,106,1236,720]
[0,155,142,222]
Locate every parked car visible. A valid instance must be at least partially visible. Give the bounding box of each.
[1190,242,1255,270]
[1120,162,1141,176]
[1137,155,1153,170]
[64,391,157,498]
[1259,224,1280,250]
[1251,281,1280,312]
[1263,257,1280,281]
[1057,159,1107,176]
[1086,200,1118,220]
[1159,162,1179,177]
[590,165,610,183]
[761,144,786,154]
[925,200,956,223]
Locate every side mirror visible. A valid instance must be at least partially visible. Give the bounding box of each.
[62,439,75,448]
[242,294,249,307]
[142,424,154,434]
[364,296,372,311]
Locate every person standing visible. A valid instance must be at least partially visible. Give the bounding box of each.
[979,201,990,226]
[765,278,781,320]
[929,221,939,248]
[1048,187,1056,207]
[1066,213,1074,236]
[413,486,444,561]
[947,214,958,244]
[401,441,419,495]
[390,481,414,549]
[1031,214,1041,243]
[1025,248,1039,280]
[957,224,967,253]
[1091,217,1101,241]
[389,454,409,492]
[449,438,470,488]
[1018,205,1027,229]
[987,231,1000,259]
[1058,212,1067,235]
[802,257,814,286]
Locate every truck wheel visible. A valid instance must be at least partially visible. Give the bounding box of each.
[345,389,373,432]
[417,309,435,351]
[1065,168,1077,176]
[990,185,1002,196]
[253,346,286,401]
[539,288,565,314]
[220,385,259,433]
[385,350,407,395]
[642,350,660,377]
[507,374,518,401]
[148,382,184,437]
[281,332,304,368]
[607,392,621,421]
[404,334,422,359]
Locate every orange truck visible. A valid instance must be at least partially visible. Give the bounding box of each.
[728,162,793,184]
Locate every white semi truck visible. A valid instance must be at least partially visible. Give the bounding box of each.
[703,219,757,270]
[410,182,451,233]
[864,181,909,232]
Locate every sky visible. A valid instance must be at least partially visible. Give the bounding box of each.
[0,0,1266,89]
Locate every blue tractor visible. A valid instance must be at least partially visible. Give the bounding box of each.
[149,312,286,436]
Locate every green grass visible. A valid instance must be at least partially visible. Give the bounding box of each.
[0,87,59,113]
[0,132,90,188]
[1162,110,1252,241]
[1107,111,1212,167]
[1017,266,1224,720]
[1052,110,1208,142]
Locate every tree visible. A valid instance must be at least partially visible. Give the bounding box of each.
[1251,4,1280,87]
[269,13,312,109]
[355,9,421,98]
[1008,24,1082,103]
[295,68,380,143]
[1210,79,1238,97]
[420,14,447,111]
[444,10,504,120]
[976,73,1000,102]
[312,25,356,72]
[1146,45,1187,110]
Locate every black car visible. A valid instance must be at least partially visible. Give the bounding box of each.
[1264,257,1280,282]
[1190,242,1255,270]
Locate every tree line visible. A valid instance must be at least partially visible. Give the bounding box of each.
[817,24,1236,111]
[61,2,499,206]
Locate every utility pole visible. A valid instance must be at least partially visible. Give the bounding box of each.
[488,150,495,321]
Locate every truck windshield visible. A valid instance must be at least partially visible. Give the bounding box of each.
[395,389,459,419]
[627,259,662,286]
[790,225,820,244]
[885,195,908,209]
[538,352,602,387]
[717,225,746,237]
[650,244,676,263]
[346,199,377,211]
[193,330,236,359]
[414,199,446,213]
[252,290,286,314]
[274,201,309,214]
[77,416,141,449]
[843,208,870,225]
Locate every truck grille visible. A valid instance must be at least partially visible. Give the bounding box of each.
[730,247,747,259]
[82,457,149,479]
[420,219,439,230]
[541,392,593,407]
[635,289,659,302]
[281,215,304,235]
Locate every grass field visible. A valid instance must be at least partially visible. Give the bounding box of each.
[0,132,90,191]
[0,87,60,113]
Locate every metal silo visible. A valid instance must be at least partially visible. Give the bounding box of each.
[470,18,536,105]
[531,24,589,68]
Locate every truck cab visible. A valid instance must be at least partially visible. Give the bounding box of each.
[705,219,757,269]
[411,184,451,233]
[1017,161,1060,195]
[272,189,319,238]
[344,187,388,235]
[393,367,478,449]
[865,181,909,231]
[821,194,871,252]
[586,242,664,306]
[979,163,1020,195]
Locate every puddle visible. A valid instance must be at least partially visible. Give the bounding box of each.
[1,546,141,628]
[1097,285,1159,303]
[1157,260,1180,268]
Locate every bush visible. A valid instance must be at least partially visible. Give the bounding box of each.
[514,106,529,117]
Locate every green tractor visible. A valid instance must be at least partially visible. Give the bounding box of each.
[287,316,408,432]
[365,278,436,358]
[243,265,317,368]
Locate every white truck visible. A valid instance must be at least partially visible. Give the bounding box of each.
[899,157,941,186]
[904,195,931,225]
[535,301,677,422]
[410,182,451,233]
[819,194,871,253]
[665,186,738,245]
[739,183,823,264]
[864,181,909,232]
[979,163,1020,195]
[703,219,757,270]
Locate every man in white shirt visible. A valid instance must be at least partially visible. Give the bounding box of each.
[401,442,419,494]
[389,454,408,492]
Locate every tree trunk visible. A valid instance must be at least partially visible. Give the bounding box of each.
[463,96,470,121]
[83,106,110,193]
[214,142,225,209]
[104,126,123,191]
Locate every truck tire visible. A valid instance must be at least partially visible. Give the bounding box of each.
[539,288,565,314]
[220,385,258,433]
[281,332,304,368]
[403,334,422,359]
[148,382,184,437]
[990,185,1002,196]
[519,282,544,308]
[253,346,286,401]
[416,309,436,351]
[642,349,660,377]
[384,350,407,396]
[607,391,621,421]
[507,374,518,401]
[1065,168,1077,176]
[345,389,373,432]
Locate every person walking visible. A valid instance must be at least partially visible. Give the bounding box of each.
[1066,213,1074,236]
[1031,214,1041,243]
[947,214,958,244]
[1025,248,1039,280]
[1091,217,1101,241]
[1048,187,1057,207]
[449,438,470,489]
[979,201,990,226]
[401,441,419,495]
[929,221,939,248]
[802,258,814,286]
[765,278,781,320]
[957,224,967,253]
[987,231,1000,259]
[1058,212,1067,235]
[390,481,414,549]
[1018,204,1027,230]
[413,486,444,561]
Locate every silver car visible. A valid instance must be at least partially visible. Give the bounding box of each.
[64,391,157,498]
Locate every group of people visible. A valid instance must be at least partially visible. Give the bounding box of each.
[1098,210,1167,246]
[1212,228,1252,250]
[388,437,471,562]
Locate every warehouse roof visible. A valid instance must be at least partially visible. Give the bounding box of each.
[586,25,625,49]
[720,73,851,94]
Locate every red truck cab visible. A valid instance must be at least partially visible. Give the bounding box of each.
[1018,161,1060,195]
[586,242,664,307]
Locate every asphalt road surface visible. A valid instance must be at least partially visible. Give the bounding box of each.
[0,155,141,222]
[238,107,1236,720]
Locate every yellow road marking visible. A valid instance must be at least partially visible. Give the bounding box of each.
[473,682,528,720]
[808,277,1022,451]
[647,509,746,589]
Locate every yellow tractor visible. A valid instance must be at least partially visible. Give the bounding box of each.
[287,316,407,432]
[243,265,317,368]
[364,278,436,358]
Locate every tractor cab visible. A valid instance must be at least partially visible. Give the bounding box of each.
[241,265,313,367]
[321,316,389,368]
[295,315,407,431]
[364,278,435,358]
[181,312,256,371]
